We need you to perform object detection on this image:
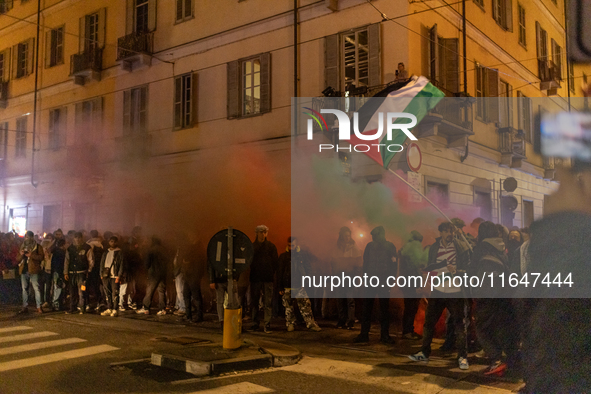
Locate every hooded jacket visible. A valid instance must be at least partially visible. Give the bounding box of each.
[362,226,397,279]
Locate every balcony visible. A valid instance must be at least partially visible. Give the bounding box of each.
[543,157,556,180]
[499,127,526,168]
[0,81,8,108]
[415,92,475,148]
[117,32,153,71]
[538,59,561,93]
[70,48,103,86]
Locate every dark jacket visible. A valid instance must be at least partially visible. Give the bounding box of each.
[99,248,124,279]
[518,213,591,393]
[144,240,169,278]
[65,243,92,273]
[467,238,508,298]
[51,247,66,275]
[363,226,397,279]
[278,246,312,289]
[182,242,206,284]
[249,239,278,283]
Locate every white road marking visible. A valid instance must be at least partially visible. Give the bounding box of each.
[0,326,32,334]
[0,344,119,372]
[186,382,274,393]
[0,338,87,356]
[0,331,58,344]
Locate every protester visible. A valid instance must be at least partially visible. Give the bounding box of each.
[330,227,362,330]
[86,230,105,312]
[354,226,397,344]
[181,231,205,323]
[99,236,124,317]
[18,231,45,314]
[51,238,67,311]
[64,232,94,314]
[399,230,427,340]
[248,225,278,333]
[40,233,55,309]
[409,222,470,370]
[506,229,523,275]
[278,237,321,332]
[136,236,169,315]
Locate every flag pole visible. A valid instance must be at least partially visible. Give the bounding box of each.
[386,167,473,252]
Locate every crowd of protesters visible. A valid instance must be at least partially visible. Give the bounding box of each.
[1,185,588,394]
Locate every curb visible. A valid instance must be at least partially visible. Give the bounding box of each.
[248,339,302,367]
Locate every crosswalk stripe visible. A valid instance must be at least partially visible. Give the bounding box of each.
[0,331,58,344]
[0,338,87,356]
[0,344,119,372]
[0,327,32,334]
[186,382,274,394]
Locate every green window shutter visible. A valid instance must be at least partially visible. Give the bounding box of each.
[367,23,381,87]
[324,34,339,91]
[227,61,240,119]
[259,53,271,114]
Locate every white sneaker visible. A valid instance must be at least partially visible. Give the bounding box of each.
[156,309,167,316]
[110,310,118,317]
[458,357,469,370]
[136,307,149,315]
[100,309,112,316]
[118,306,126,312]
[408,351,429,362]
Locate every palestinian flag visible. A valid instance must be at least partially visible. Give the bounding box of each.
[351,76,444,168]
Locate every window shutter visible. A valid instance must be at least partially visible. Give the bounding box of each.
[526,97,533,141]
[226,61,240,119]
[441,38,459,94]
[12,44,18,79]
[126,0,134,35]
[123,90,131,135]
[148,0,157,32]
[176,0,183,21]
[79,16,86,53]
[492,0,498,22]
[45,29,52,68]
[535,21,541,59]
[259,52,271,114]
[505,0,513,32]
[98,8,106,48]
[26,38,34,76]
[486,68,499,123]
[191,72,198,124]
[429,24,438,84]
[75,102,83,145]
[174,76,182,129]
[507,83,513,128]
[1,48,10,82]
[324,34,339,91]
[367,23,381,87]
[185,0,192,18]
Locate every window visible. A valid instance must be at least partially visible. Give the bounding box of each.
[78,9,105,55]
[123,86,147,135]
[0,122,7,161]
[0,0,13,14]
[227,53,271,118]
[426,180,449,206]
[15,117,27,158]
[46,27,64,67]
[75,98,102,144]
[429,24,460,94]
[475,63,500,123]
[86,13,99,52]
[176,0,192,22]
[324,24,380,93]
[498,80,512,128]
[517,91,532,142]
[551,39,562,79]
[492,0,513,31]
[536,22,548,62]
[0,48,9,82]
[518,4,526,47]
[523,200,534,228]
[14,39,34,79]
[174,73,193,129]
[473,0,484,8]
[48,108,66,150]
[136,0,149,33]
[474,190,492,221]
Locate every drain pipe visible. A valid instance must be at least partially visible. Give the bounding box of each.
[31,0,41,188]
[460,0,469,163]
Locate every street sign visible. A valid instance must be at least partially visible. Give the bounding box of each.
[207,229,254,277]
[406,142,422,172]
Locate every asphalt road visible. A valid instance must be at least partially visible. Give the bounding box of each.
[0,306,522,394]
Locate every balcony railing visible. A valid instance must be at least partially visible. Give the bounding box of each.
[0,81,8,108]
[70,48,103,75]
[117,31,153,61]
[538,59,561,91]
[499,127,526,167]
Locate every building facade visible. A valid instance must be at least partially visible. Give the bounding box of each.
[0,0,589,237]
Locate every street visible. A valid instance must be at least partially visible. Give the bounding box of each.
[0,305,523,394]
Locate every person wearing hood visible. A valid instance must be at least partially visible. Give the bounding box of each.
[399,230,427,340]
[353,226,397,344]
[330,226,362,329]
[409,221,471,370]
[468,221,519,377]
[99,236,124,317]
[18,231,45,314]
